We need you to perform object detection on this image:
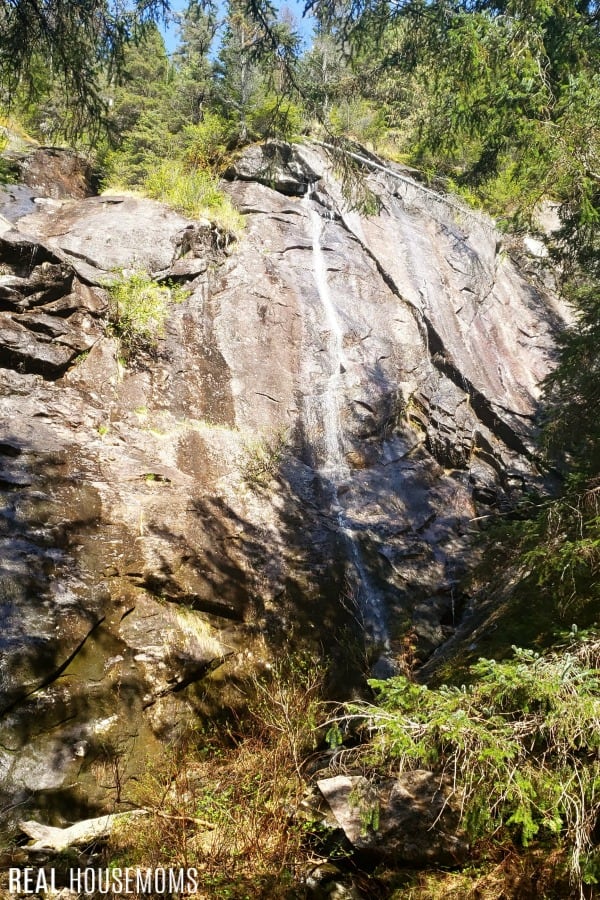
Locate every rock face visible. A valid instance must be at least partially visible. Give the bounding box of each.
[0,142,563,826]
[13,147,95,200]
[224,140,321,195]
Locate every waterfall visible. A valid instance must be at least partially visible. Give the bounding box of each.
[303,183,389,650]
[306,197,347,476]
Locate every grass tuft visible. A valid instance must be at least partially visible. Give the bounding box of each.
[106,269,187,359]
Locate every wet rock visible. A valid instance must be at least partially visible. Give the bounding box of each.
[469,459,501,506]
[117,594,229,698]
[370,655,400,679]
[317,772,469,865]
[0,184,39,223]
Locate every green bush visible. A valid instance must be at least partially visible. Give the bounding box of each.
[143,159,244,236]
[0,127,16,184]
[144,159,222,214]
[107,270,187,358]
[328,99,388,149]
[247,95,304,142]
[182,112,235,170]
[336,638,600,890]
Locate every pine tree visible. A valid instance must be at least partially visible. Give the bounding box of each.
[102,26,176,184]
[173,0,219,126]
[213,0,265,143]
[0,0,170,135]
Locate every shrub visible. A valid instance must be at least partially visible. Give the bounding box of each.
[107,657,325,898]
[182,112,235,171]
[143,159,244,237]
[144,159,223,216]
[247,95,304,142]
[0,127,16,184]
[328,99,388,149]
[241,428,289,488]
[333,638,600,891]
[107,270,187,358]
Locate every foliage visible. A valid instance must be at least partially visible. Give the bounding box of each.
[335,638,600,889]
[182,112,236,170]
[242,428,289,487]
[541,76,600,478]
[247,94,304,142]
[108,656,325,898]
[106,269,186,358]
[172,0,219,126]
[472,482,600,644]
[143,158,245,236]
[213,0,302,144]
[97,26,177,179]
[0,0,169,137]
[328,98,387,148]
[144,159,221,215]
[520,487,600,618]
[96,25,245,237]
[0,130,12,184]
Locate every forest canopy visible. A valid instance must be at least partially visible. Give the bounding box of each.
[0,0,169,131]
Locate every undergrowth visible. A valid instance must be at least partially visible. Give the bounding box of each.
[101,638,600,898]
[143,159,244,237]
[101,116,245,239]
[330,635,600,894]
[0,129,15,184]
[241,428,290,488]
[470,479,600,651]
[107,658,325,899]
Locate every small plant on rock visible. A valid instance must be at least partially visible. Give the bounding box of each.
[242,427,289,488]
[106,270,187,359]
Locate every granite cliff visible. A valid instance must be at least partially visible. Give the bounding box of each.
[0,141,562,826]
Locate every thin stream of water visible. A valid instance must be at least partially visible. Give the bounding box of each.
[303,184,389,648]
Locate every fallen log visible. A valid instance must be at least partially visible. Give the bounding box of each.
[19,811,147,852]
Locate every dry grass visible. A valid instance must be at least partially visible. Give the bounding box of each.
[389,847,576,899]
[108,659,324,899]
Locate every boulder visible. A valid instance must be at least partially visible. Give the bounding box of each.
[412,594,456,662]
[224,141,321,196]
[317,772,469,865]
[14,147,95,200]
